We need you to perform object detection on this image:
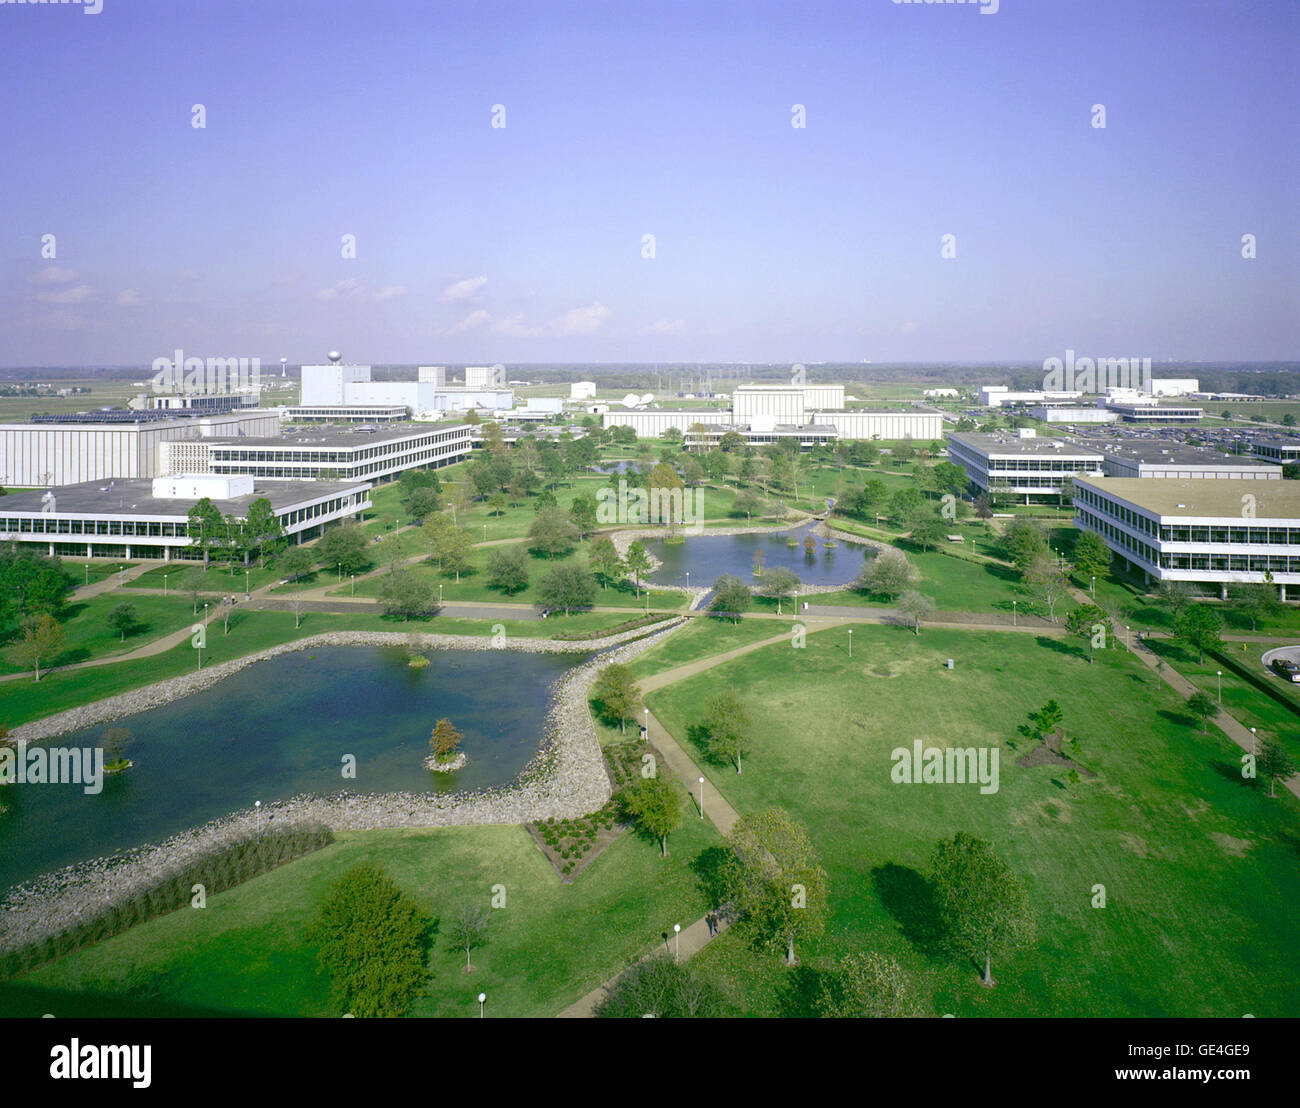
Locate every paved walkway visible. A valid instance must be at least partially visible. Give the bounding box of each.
[69,562,153,600]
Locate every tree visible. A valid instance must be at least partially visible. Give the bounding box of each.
[973,492,993,522]
[1174,604,1222,663]
[438,526,475,583]
[896,590,935,634]
[528,506,579,558]
[1065,603,1110,662]
[624,541,653,596]
[817,952,914,1018]
[1002,519,1047,571]
[308,863,430,1017]
[1257,737,1297,798]
[537,563,596,615]
[278,546,315,584]
[595,954,725,1018]
[1071,530,1111,584]
[619,776,681,856]
[243,497,284,567]
[1025,553,1069,624]
[719,430,746,453]
[405,486,441,522]
[378,570,434,621]
[704,687,752,773]
[929,831,1035,988]
[930,460,968,498]
[0,548,73,619]
[568,493,599,540]
[1027,699,1064,744]
[1157,580,1197,619]
[589,536,626,589]
[888,486,923,522]
[485,546,529,595]
[8,612,66,681]
[430,718,463,760]
[907,512,947,553]
[761,567,800,615]
[107,602,138,642]
[646,461,687,527]
[1233,580,1280,632]
[1186,690,1217,734]
[710,575,752,624]
[486,491,507,517]
[446,899,490,972]
[724,808,828,966]
[591,663,641,733]
[186,497,225,568]
[853,547,915,600]
[318,523,370,576]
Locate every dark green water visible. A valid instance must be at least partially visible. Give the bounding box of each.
[646,521,872,589]
[0,646,584,893]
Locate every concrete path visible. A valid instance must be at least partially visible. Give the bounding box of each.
[69,562,154,600]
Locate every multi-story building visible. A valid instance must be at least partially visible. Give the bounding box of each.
[0,411,281,487]
[1072,437,1281,480]
[281,405,409,424]
[1104,402,1203,423]
[946,431,1104,502]
[159,424,472,483]
[1073,476,1300,599]
[299,355,513,415]
[1250,439,1300,466]
[0,476,371,561]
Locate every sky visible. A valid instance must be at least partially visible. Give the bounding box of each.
[1,0,1297,368]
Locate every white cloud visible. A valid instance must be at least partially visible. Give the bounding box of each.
[448,309,491,335]
[315,278,361,302]
[369,285,407,303]
[30,266,80,285]
[492,313,545,338]
[315,278,406,303]
[551,301,612,336]
[440,275,488,302]
[116,289,143,307]
[641,317,685,335]
[36,284,93,304]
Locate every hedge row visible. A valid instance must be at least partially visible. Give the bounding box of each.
[0,823,333,979]
[548,613,675,641]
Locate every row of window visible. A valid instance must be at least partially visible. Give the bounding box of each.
[1075,488,1300,545]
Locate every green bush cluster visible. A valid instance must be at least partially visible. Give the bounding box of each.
[538,805,619,875]
[0,824,333,979]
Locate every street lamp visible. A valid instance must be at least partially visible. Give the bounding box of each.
[673,923,681,962]
[119,563,124,582]
[1250,727,1256,757]
[255,799,262,838]
[438,583,443,608]
[84,564,89,586]
[698,776,705,818]
[1125,624,1130,651]
[337,562,342,583]
[350,573,355,597]
[686,571,690,591]
[1090,575,1095,597]
[643,707,649,735]
[1012,600,1017,627]
[478,992,486,1018]
[163,572,168,596]
[1217,671,1222,704]
[847,628,852,657]
[245,568,250,599]
[483,523,487,542]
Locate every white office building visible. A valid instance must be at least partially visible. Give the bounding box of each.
[1073,476,1300,599]
[1072,437,1281,480]
[300,355,513,416]
[946,431,1104,502]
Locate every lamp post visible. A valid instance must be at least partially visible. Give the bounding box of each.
[698,776,705,818]
[245,568,250,599]
[438,583,443,609]
[847,628,852,657]
[163,572,168,596]
[350,574,355,597]
[1250,727,1256,757]
[84,564,89,586]
[643,707,649,735]
[1125,624,1130,651]
[686,571,690,592]
[1090,575,1095,597]
[478,992,486,1018]
[119,563,124,582]
[255,799,262,838]
[337,562,342,584]
[483,523,487,542]
[1217,670,1222,704]
[673,923,681,963]
[1012,600,1017,627]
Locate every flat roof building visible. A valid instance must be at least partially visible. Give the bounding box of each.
[1071,436,1281,480]
[946,431,1104,502]
[1250,439,1300,465]
[0,478,371,562]
[1074,476,1300,598]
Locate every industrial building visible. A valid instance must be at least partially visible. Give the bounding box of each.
[281,405,409,424]
[946,431,1104,502]
[1073,476,1300,599]
[159,424,472,483]
[1250,439,1300,466]
[0,475,371,561]
[299,354,513,416]
[1072,436,1281,480]
[0,410,281,487]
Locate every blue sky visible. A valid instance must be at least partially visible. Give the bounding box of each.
[1,0,1296,367]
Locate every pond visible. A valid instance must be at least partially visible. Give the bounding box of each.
[644,520,874,590]
[0,646,584,893]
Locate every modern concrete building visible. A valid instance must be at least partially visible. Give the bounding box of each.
[0,411,281,487]
[979,386,1084,408]
[1072,437,1281,480]
[281,405,409,424]
[1147,378,1199,396]
[946,431,1104,502]
[0,477,371,561]
[300,356,513,415]
[1073,476,1300,598]
[159,424,472,483]
[1104,402,1203,423]
[1029,405,1119,424]
[683,422,838,452]
[465,365,506,389]
[570,380,597,400]
[1250,439,1300,466]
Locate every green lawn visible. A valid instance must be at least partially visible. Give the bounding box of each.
[647,623,1300,1017]
[4,818,722,1017]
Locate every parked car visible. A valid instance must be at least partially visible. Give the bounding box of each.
[1270,658,1300,683]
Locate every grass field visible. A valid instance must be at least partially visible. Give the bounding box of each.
[3,817,722,1017]
[646,623,1300,1017]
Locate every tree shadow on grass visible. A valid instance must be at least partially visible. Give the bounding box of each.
[870,862,948,960]
[1033,635,1076,657]
[689,846,732,908]
[1156,708,1199,731]
[775,964,828,1018]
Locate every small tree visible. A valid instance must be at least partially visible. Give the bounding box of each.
[624,541,653,596]
[704,687,752,774]
[537,563,597,615]
[8,613,66,681]
[446,899,490,972]
[1071,530,1111,584]
[378,570,434,621]
[710,575,752,624]
[107,602,139,642]
[762,567,800,615]
[278,546,315,584]
[929,831,1035,988]
[591,663,641,734]
[817,952,914,1018]
[1257,737,1297,798]
[854,547,915,600]
[1186,690,1217,734]
[595,954,725,1018]
[1028,700,1064,745]
[529,506,579,558]
[589,536,626,590]
[485,546,529,595]
[430,718,463,761]
[896,590,935,634]
[1174,604,1222,663]
[619,776,682,856]
[1065,603,1111,663]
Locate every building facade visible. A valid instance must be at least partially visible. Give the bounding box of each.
[946,432,1104,502]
